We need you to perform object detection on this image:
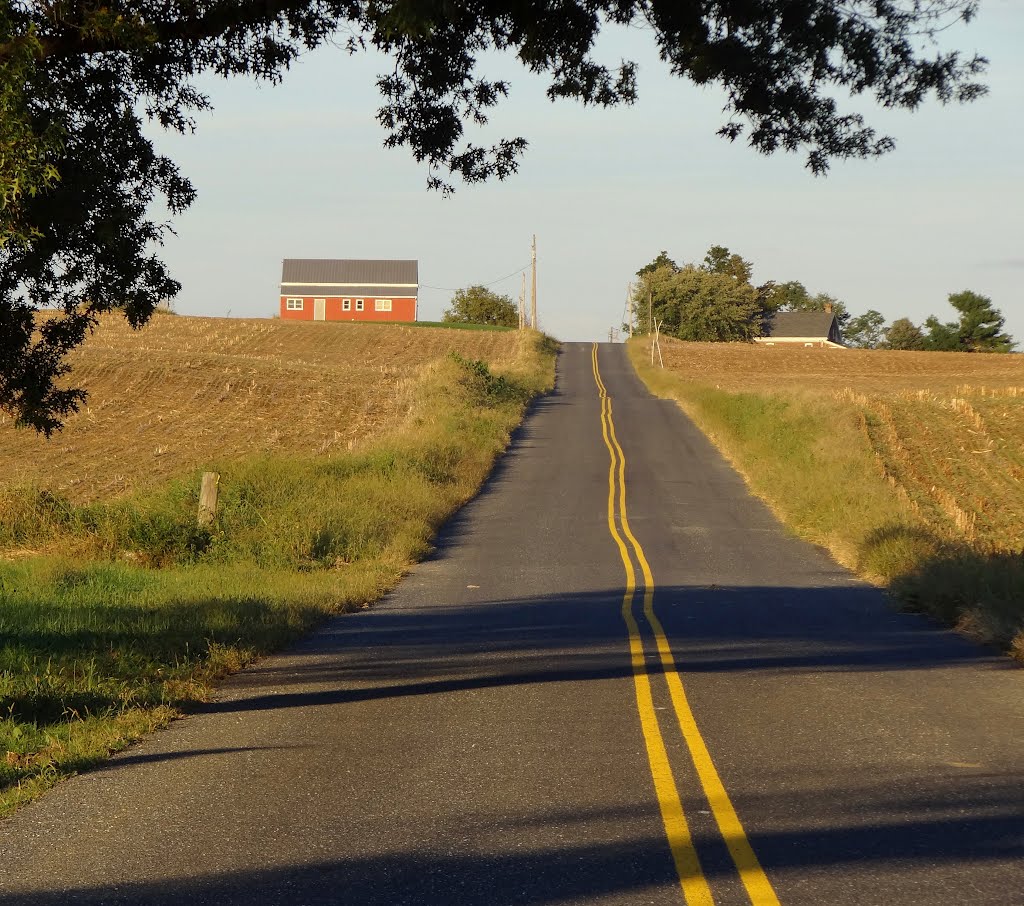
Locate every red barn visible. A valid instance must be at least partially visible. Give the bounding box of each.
[279,259,418,322]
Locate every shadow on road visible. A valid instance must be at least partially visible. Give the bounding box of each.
[205,581,1013,716]
[6,781,1023,905]
[5,580,1022,906]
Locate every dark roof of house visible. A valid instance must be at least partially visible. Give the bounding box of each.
[280,286,418,299]
[280,259,418,292]
[763,310,837,339]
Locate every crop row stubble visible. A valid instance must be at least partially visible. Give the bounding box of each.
[0,315,525,503]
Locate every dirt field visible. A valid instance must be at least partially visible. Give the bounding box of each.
[656,341,1024,394]
[0,315,525,502]
[657,340,1024,551]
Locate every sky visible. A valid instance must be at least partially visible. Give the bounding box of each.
[153,2,1024,344]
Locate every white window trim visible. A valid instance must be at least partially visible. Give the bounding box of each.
[375,299,392,312]
[342,298,351,311]
[286,297,304,310]
[355,299,364,311]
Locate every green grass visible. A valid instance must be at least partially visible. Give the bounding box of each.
[414,320,516,331]
[628,341,1024,661]
[0,338,556,815]
[339,319,516,332]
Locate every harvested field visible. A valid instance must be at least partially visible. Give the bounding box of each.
[0,327,555,814]
[631,338,1024,658]
[659,341,1024,395]
[0,315,526,502]
[658,340,1024,552]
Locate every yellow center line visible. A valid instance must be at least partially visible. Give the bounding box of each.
[592,343,782,906]
[591,345,714,906]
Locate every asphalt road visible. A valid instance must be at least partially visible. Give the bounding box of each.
[2,342,1021,905]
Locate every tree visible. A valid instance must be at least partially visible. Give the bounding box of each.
[633,264,675,335]
[675,269,763,342]
[884,318,925,351]
[948,290,1014,352]
[1,2,989,430]
[921,291,1014,352]
[764,281,810,313]
[844,310,887,349]
[923,316,963,351]
[633,264,762,342]
[635,245,761,335]
[766,282,851,333]
[637,251,679,279]
[701,245,753,284]
[442,286,518,327]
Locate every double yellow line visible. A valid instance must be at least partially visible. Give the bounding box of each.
[590,344,780,906]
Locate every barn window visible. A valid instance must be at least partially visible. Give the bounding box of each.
[286,298,304,310]
[375,299,392,312]
[342,299,351,311]
[355,299,364,311]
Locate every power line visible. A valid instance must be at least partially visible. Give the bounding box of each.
[421,263,531,292]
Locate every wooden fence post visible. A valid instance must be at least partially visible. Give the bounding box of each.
[198,472,220,527]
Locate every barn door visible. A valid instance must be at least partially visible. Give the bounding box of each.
[313,298,326,321]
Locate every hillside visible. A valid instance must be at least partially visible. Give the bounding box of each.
[653,341,1024,552]
[0,315,526,502]
[630,338,1024,658]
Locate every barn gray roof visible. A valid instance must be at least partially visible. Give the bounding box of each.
[763,311,837,339]
[281,259,418,287]
[279,287,418,299]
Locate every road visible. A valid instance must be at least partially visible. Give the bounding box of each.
[2,342,1022,905]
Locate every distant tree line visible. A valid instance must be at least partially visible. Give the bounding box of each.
[631,246,849,343]
[632,247,1015,353]
[845,291,1014,352]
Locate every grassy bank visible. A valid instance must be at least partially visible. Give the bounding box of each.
[628,338,1024,662]
[0,333,557,815]
[390,320,516,331]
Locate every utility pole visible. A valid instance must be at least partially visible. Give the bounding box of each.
[649,286,655,364]
[530,234,537,331]
[519,273,526,330]
[650,290,657,365]
[626,283,633,338]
